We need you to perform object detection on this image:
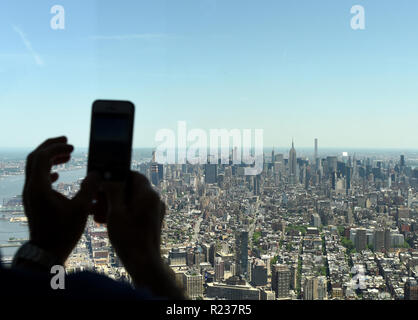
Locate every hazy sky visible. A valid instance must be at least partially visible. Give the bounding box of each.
[1,0,418,149]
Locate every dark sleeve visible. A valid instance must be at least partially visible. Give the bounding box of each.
[0,265,162,301]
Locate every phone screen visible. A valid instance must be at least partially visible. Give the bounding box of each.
[92,115,130,143]
[88,101,134,181]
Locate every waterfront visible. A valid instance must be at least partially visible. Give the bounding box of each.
[0,220,28,257]
[0,168,86,205]
[0,168,86,258]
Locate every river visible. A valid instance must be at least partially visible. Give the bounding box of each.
[0,168,86,258]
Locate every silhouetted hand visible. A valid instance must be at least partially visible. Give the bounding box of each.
[105,172,164,263]
[103,171,186,299]
[23,136,100,264]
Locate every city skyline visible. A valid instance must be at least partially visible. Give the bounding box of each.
[4,138,418,152]
[2,139,418,300]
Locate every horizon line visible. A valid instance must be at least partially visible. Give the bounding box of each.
[1,146,418,151]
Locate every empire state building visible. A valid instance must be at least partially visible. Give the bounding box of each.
[289,140,297,184]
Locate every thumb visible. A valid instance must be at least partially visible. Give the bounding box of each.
[72,172,101,211]
[102,181,126,216]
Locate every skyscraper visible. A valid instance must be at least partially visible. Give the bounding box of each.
[317,276,328,300]
[214,257,225,282]
[355,228,367,252]
[314,138,319,170]
[400,155,406,167]
[289,140,297,184]
[331,172,336,190]
[374,229,385,252]
[250,259,267,287]
[346,166,352,193]
[157,163,164,181]
[182,270,204,299]
[151,164,159,186]
[271,264,290,299]
[205,164,218,184]
[311,213,321,228]
[151,150,160,186]
[303,276,318,300]
[168,248,187,266]
[253,175,261,195]
[274,153,284,180]
[384,229,392,250]
[235,230,249,278]
[405,279,418,300]
[303,276,328,300]
[327,156,338,174]
[209,242,217,266]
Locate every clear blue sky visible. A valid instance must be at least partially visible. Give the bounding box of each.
[1,0,418,149]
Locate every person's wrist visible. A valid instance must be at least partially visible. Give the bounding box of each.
[28,239,68,265]
[12,241,64,272]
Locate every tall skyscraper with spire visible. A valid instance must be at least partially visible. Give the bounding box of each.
[151,150,160,186]
[314,138,319,171]
[289,139,297,184]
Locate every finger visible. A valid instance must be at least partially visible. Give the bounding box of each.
[52,154,71,166]
[25,137,67,181]
[92,192,108,223]
[135,187,163,225]
[72,172,101,212]
[130,171,151,190]
[137,192,164,247]
[103,181,126,217]
[50,172,59,183]
[32,143,74,184]
[125,171,152,201]
[37,136,68,151]
[128,171,161,214]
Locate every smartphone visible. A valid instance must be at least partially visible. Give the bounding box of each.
[87,100,135,181]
